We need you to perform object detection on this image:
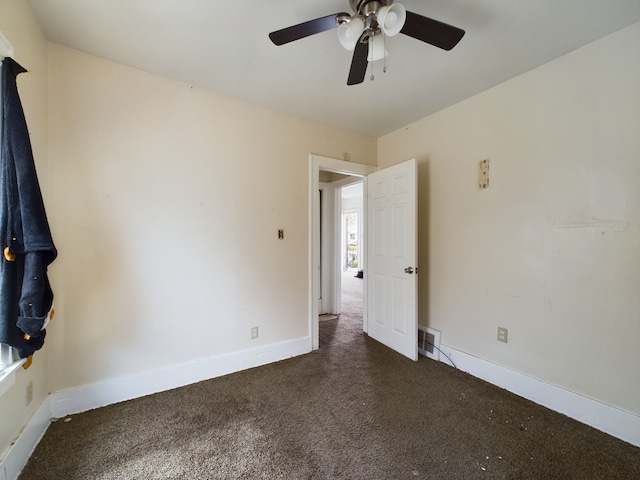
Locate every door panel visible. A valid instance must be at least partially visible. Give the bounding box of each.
[367,159,417,360]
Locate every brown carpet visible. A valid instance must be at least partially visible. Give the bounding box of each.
[20,272,640,479]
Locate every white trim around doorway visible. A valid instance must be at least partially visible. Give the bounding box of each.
[309,154,376,350]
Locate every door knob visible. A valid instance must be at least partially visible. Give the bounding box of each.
[404,267,414,274]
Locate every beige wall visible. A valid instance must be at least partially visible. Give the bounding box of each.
[45,44,376,391]
[0,0,50,460]
[378,22,640,414]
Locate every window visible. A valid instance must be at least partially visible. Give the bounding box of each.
[343,211,359,269]
[0,343,23,397]
[0,343,14,371]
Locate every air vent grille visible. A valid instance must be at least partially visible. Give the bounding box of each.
[418,326,441,361]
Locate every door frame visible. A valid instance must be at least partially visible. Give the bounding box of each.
[309,154,376,350]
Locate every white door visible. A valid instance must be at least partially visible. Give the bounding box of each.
[367,158,417,360]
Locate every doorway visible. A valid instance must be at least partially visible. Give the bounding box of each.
[310,155,419,360]
[319,177,363,317]
[309,155,375,351]
[332,183,365,353]
[341,182,362,274]
[339,182,364,332]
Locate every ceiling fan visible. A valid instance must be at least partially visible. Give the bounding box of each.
[268,0,465,85]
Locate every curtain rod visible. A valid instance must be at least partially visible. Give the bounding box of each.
[0,29,14,59]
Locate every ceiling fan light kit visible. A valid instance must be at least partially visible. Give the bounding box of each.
[268,0,465,85]
[377,3,406,37]
[367,34,388,62]
[337,17,365,50]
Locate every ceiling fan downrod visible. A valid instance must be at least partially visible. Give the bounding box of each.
[349,0,387,17]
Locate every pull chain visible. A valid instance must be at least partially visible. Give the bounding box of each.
[383,33,387,73]
[369,33,389,81]
[370,38,375,81]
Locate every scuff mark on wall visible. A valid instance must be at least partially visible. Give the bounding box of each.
[552,217,629,233]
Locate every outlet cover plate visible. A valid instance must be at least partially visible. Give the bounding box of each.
[26,380,33,405]
[497,327,508,343]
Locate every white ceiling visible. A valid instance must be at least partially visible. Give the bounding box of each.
[27,0,640,137]
[342,182,363,199]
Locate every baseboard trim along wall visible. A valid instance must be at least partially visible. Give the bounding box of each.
[1,337,310,480]
[1,395,51,480]
[438,344,640,447]
[51,336,310,418]
[4,337,638,480]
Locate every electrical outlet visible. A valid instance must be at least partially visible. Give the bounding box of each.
[497,327,508,343]
[251,326,259,339]
[26,380,33,406]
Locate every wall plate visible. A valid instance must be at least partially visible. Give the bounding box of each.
[479,159,490,189]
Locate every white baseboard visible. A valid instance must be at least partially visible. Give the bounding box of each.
[1,396,52,480]
[51,336,310,418]
[438,344,640,447]
[6,337,636,480]
[2,337,310,480]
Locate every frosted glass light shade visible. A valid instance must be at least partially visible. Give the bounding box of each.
[337,17,365,51]
[367,34,388,62]
[377,3,406,37]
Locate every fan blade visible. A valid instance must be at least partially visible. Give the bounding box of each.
[269,12,350,46]
[347,36,368,86]
[400,11,465,51]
